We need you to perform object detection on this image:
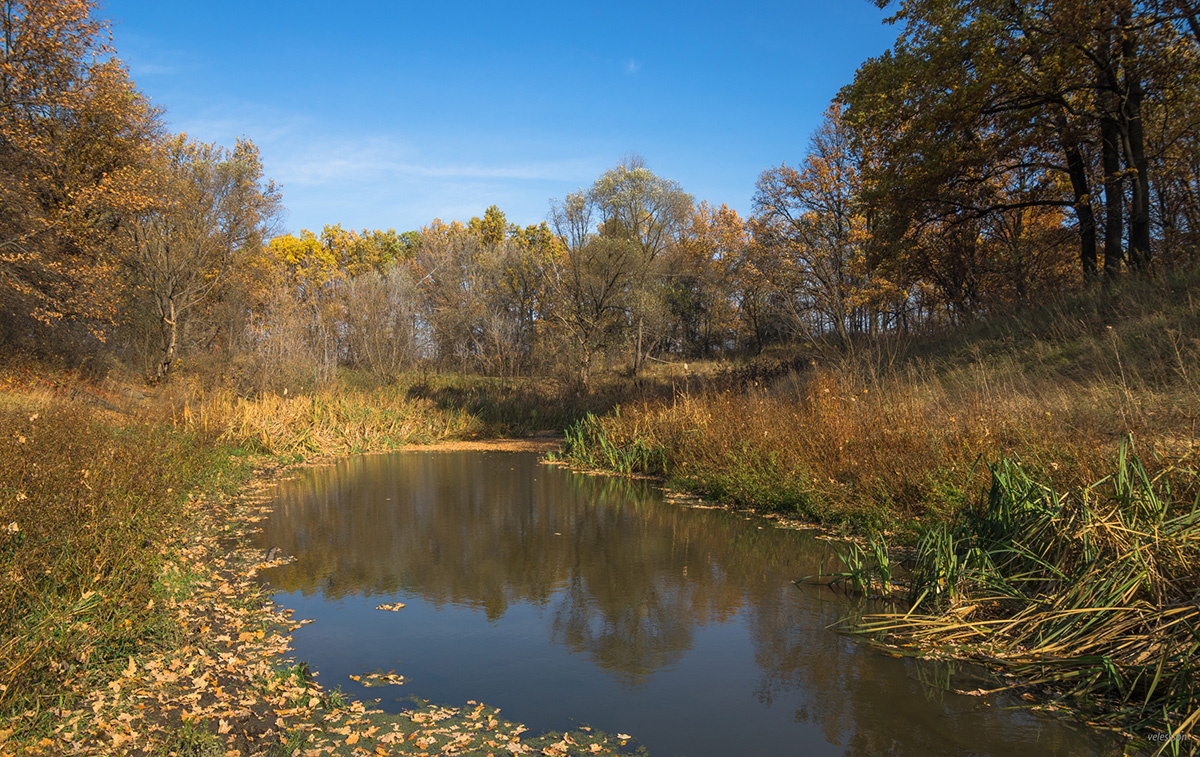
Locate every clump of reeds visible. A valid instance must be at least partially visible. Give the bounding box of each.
[563,411,668,476]
[850,441,1200,748]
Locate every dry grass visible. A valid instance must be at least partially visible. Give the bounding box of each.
[164,370,684,458]
[0,400,241,717]
[564,270,1200,530]
[174,385,485,456]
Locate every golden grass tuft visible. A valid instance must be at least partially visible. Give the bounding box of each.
[177,385,484,456]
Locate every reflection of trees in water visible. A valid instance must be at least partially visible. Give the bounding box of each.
[256,451,1115,756]
[551,575,693,686]
[256,451,817,678]
[745,586,1121,755]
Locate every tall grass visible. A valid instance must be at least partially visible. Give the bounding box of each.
[171,370,687,457]
[560,359,1117,530]
[180,384,485,455]
[849,443,1200,747]
[0,403,239,717]
[560,270,1200,530]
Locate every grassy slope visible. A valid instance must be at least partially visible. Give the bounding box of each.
[559,270,1200,750]
[565,269,1200,530]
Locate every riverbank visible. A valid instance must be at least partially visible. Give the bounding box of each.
[3,271,1198,753]
[0,374,635,756]
[556,273,1200,752]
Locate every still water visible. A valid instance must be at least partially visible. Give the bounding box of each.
[253,450,1120,756]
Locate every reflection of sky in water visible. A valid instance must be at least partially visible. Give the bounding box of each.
[256,450,1121,757]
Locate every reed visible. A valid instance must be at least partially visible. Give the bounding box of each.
[563,411,668,476]
[848,442,1200,748]
[171,383,483,456]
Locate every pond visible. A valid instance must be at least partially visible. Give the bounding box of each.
[253,449,1122,756]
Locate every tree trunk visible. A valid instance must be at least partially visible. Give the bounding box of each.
[155,296,178,381]
[634,316,644,376]
[1058,117,1098,277]
[1101,114,1125,277]
[1123,76,1152,269]
[1118,4,1152,269]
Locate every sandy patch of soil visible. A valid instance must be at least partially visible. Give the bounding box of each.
[403,436,565,454]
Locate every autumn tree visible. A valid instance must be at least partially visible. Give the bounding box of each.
[414,210,560,376]
[548,159,693,384]
[341,263,423,377]
[846,0,1200,294]
[123,135,280,380]
[664,202,744,357]
[752,104,907,339]
[0,0,159,350]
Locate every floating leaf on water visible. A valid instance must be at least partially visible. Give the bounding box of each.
[376,602,406,611]
[359,670,405,687]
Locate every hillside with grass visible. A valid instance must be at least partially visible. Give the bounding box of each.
[560,270,1200,749]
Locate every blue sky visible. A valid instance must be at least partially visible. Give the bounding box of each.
[101,1,899,236]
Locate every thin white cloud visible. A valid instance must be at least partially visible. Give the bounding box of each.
[162,102,611,231]
[277,151,603,187]
[625,59,640,74]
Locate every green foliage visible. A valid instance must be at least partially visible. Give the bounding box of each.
[679,443,811,515]
[812,536,895,598]
[564,412,667,476]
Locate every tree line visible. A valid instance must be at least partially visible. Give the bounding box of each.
[3,0,1199,387]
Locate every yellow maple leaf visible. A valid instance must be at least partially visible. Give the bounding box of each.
[346,732,360,745]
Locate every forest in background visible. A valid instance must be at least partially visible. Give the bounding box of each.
[4,0,1200,388]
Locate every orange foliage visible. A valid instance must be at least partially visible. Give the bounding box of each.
[0,0,160,339]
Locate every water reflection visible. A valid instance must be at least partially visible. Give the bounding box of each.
[255,450,1122,757]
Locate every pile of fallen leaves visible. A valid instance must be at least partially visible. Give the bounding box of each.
[2,459,642,756]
